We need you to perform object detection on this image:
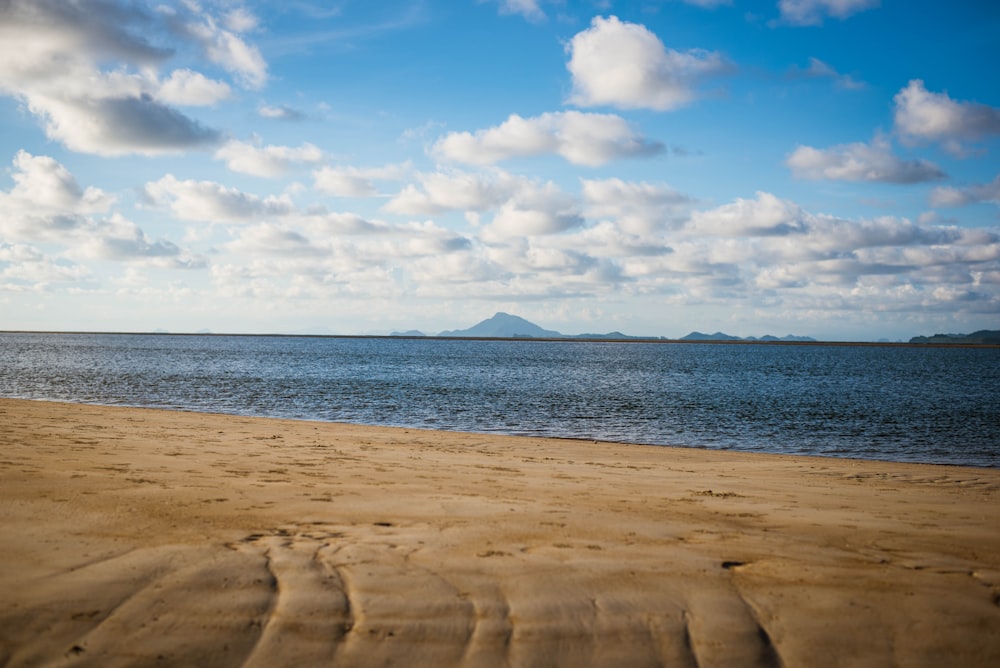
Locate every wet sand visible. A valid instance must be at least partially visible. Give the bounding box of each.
[1,398,998,667]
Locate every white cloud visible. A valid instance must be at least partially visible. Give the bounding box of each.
[482,182,583,240]
[16,79,220,157]
[777,0,880,26]
[0,153,195,267]
[490,0,545,22]
[215,140,324,178]
[191,184,1000,319]
[0,151,114,215]
[143,175,295,222]
[301,212,392,236]
[432,111,663,166]
[174,6,268,89]
[0,151,117,243]
[315,170,380,198]
[314,162,411,198]
[70,213,190,264]
[225,223,327,258]
[0,243,91,290]
[688,192,808,237]
[157,69,231,106]
[383,169,526,215]
[929,174,1000,208]
[582,178,692,234]
[786,138,945,183]
[798,57,864,90]
[0,0,268,156]
[258,104,307,121]
[894,80,1000,156]
[224,7,260,33]
[565,16,727,111]
[682,193,997,284]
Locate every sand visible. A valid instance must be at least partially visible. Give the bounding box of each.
[1,398,998,667]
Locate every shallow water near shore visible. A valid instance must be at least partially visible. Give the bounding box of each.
[1,332,997,467]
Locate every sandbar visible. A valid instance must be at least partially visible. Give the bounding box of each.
[1,398,998,667]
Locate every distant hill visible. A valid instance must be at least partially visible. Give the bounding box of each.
[681,331,816,342]
[438,313,563,338]
[909,330,1000,344]
[435,313,650,340]
[390,330,426,337]
[681,331,742,341]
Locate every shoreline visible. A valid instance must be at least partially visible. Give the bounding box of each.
[3,329,999,347]
[5,396,997,470]
[2,398,999,666]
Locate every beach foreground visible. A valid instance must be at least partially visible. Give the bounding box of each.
[1,399,998,667]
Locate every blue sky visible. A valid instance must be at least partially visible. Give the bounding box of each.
[1,0,998,340]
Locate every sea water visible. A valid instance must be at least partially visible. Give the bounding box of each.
[1,332,997,467]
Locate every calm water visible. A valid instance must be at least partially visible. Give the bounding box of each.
[1,332,998,467]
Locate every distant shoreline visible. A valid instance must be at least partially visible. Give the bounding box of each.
[2,330,999,348]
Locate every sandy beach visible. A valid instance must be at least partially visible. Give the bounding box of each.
[1,398,998,667]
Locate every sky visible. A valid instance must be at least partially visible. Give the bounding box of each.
[0,0,998,341]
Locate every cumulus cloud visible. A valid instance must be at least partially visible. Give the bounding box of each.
[1,151,114,215]
[786,138,945,183]
[383,169,526,215]
[482,182,583,241]
[314,163,411,198]
[302,212,392,236]
[214,217,476,302]
[0,151,117,242]
[566,16,727,111]
[193,183,1000,315]
[71,214,190,263]
[432,111,663,167]
[0,153,194,267]
[0,0,267,156]
[894,80,1000,156]
[12,78,221,156]
[606,190,1000,319]
[0,243,91,289]
[688,192,808,237]
[930,174,1000,208]
[143,175,295,222]
[215,140,324,178]
[225,223,327,258]
[582,178,692,234]
[777,0,880,26]
[682,192,997,282]
[157,69,232,106]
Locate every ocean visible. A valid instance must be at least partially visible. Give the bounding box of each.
[1,332,997,467]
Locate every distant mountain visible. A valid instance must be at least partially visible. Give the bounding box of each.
[435,313,653,340]
[438,312,563,338]
[681,331,742,341]
[390,330,426,337]
[575,331,633,340]
[909,330,1000,344]
[681,331,816,342]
